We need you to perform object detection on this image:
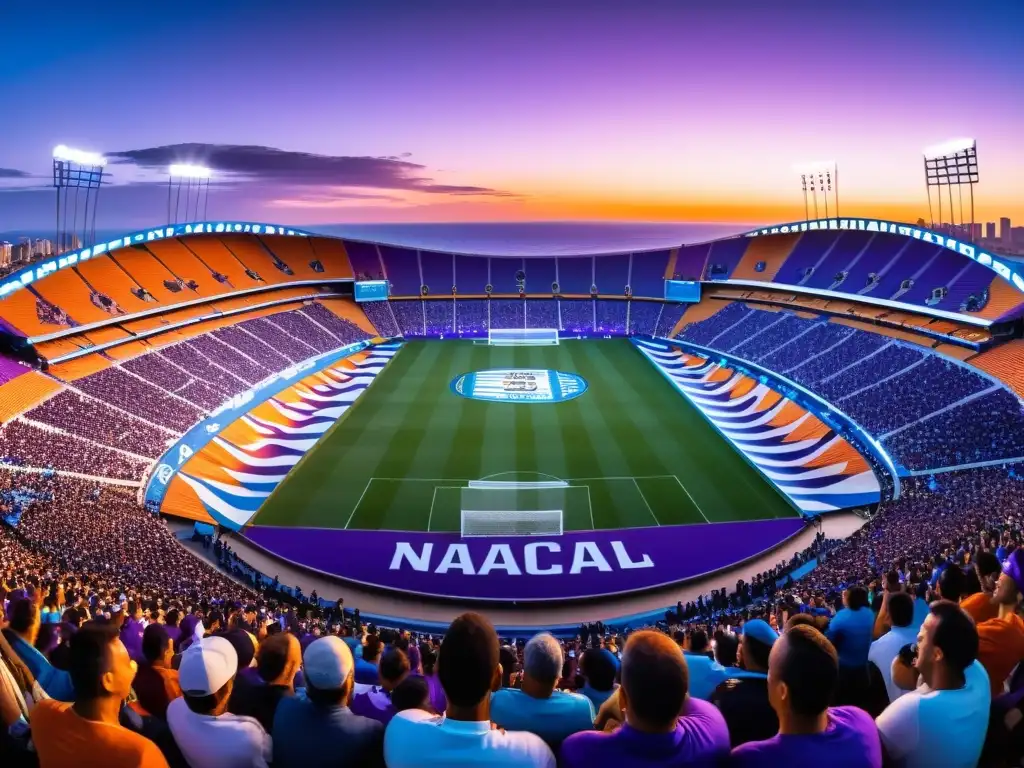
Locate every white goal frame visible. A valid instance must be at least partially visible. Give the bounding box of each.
[487,328,559,346]
[460,509,564,537]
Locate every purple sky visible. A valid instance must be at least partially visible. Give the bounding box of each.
[1,0,1021,231]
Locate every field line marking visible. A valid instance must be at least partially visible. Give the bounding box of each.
[584,485,595,530]
[673,474,710,523]
[427,487,439,532]
[566,474,676,482]
[632,478,661,526]
[345,478,374,529]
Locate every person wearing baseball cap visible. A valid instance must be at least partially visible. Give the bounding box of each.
[975,549,1024,696]
[271,635,384,767]
[166,635,271,768]
[711,620,779,747]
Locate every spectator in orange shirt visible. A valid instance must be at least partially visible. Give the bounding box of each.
[976,549,1024,697]
[31,622,169,768]
[961,552,1001,625]
[133,624,182,719]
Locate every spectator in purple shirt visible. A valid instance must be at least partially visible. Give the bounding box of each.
[560,630,730,767]
[731,624,882,767]
[351,645,409,725]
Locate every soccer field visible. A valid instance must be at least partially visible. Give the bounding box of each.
[250,338,798,532]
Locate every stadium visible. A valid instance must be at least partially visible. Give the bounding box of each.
[2,217,1022,621]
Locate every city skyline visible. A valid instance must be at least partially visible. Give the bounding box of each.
[0,0,1021,232]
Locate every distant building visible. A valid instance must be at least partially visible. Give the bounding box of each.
[969,223,982,241]
[986,222,996,240]
[1012,227,1024,246]
[1001,217,1012,242]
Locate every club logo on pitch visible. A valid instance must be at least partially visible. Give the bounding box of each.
[451,369,588,403]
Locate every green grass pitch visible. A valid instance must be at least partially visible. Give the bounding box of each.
[250,339,799,532]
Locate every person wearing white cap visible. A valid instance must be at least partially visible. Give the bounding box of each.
[272,635,385,767]
[166,635,272,768]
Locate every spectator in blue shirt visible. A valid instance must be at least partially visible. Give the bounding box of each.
[2,598,75,701]
[576,647,617,709]
[826,586,875,708]
[490,633,595,749]
[354,634,380,685]
[682,629,726,700]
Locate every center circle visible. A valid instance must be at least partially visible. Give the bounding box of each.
[450,369,588,404]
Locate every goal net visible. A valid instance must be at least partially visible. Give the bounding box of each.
[488,328,559,346]
[460,480,567,536]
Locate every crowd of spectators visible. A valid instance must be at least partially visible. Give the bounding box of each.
[423,300,454,336]
[0,421,148,482]
[0,459,1021,765]
[360,302,401,338]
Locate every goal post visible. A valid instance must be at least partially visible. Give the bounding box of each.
[488,328,559,346]
[459,480,568,536]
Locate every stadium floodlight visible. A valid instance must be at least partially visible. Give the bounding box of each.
[793,160,839,221]
[168,164,213,224]
[922,138,978,236]
[52,145,106,253]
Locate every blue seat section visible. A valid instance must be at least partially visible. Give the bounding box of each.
[455,299,488,334]
[378,246,422,296]
[654,303,687,338]
[938,262,995,312]
[702,238,749,281]
[802,231,874,289]
[525,299,560,329]
[421,252,454,295]
[673,243,710,281]
[490,258,523,294]
[628,300,663,335]
[712,309,780,352]
[730,314,802,360]
[595,253,630,294]
[898,247,965,306]
[489,299,524,328]
[558,299,593,333]
[424,300,453,334]
[596,300,628,333]
[524,257,557,294]
[454,254,489,294]
[390,300,423,335]
[772,231,837,286]
[837,233,906,294]
[785,330,889,390]
[816,344,924,402]
[676,302,749,346]
[630,250,671,298]
[344,240,384,281]
[557,256,593,294]
[867,240,941,299]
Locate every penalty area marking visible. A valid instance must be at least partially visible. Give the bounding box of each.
[632,478,661,526]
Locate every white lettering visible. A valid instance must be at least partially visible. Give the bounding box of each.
[390,542,432,572]
[611,541,654,569]
[570,542,612,574]
[176,444,194,465]
[436,543,475,575]
[478,544,522,576]
[524,542,562,575]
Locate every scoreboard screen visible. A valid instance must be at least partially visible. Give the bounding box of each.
[664,280,702,303]
[354,280,389,302]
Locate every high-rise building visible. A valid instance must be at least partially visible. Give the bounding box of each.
[1012,227,1024,246]
[1001,217,1012,242]
[986,222,996,240]
[32,239,53,257]
[0,242,11,268]
[969,223,982,241]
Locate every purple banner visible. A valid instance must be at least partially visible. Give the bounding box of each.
[244,518,806,602]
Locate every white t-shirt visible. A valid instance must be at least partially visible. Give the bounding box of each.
[167,696,272,768]
[875,660,990,768]
[868,624,918,705]
[384,709,555,767]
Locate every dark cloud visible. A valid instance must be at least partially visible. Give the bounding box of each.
[108,143,518,198]
[0,168,30,179]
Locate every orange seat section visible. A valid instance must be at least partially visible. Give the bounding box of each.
[978,275,1024,321]
[48,355,114,381]
[730,234,800,281]
[220,235,290,285]
[76,256,155,315]
[970,340,1024,397]
[663,248,679,280]
[32,268,113,326]
[309,237,354,278]
[0,290,74,337]
[0,372,62,421]
[182,237,262,291]
[144,240,223,297]
[260,236,323,279]
[673,299,733,336]
[113,250,199,305]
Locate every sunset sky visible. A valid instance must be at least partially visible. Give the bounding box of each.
[0,0,1021,231]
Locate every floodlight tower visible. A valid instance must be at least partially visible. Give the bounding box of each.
[52,145,106,253]
[794,160,839,220]
[168,164,212,224]
[923,138,978,236]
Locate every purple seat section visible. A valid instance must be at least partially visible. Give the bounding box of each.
[421,252,454,295]
[937,263,998,313]
[899,247,964,306]
[837,233,907,295]
[525,299,560,329]
[595,254,631,294]
[489,299,524,329]
[524,258,557,294]
[654,303,688,338]
[557,256,593,294]
[424,300,454,335]
[390,300,424,336]
[344,240,384,281]
[454,300,488,334]
[559,299,593,333]
[378,246,421,297]
[0,355,27,387]
[630,250,671,298]
[454,255,489,294]
[360,301,400,338]
[673,243,710,281]
[867,240,941,299]
[628,300,663,336]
